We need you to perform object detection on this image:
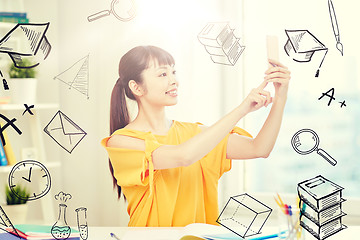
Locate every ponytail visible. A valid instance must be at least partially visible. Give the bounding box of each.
[109,79,130,200]
[110,79,130,134]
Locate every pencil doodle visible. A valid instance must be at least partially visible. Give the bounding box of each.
[298,175,347,240]
[52,192,72,240]
[291,129,337,166]
[198,22,245,66]
[284,30,328,77]
[328,0,343,56]
[0,23,51,68]
[318,88,347,108]
[0,70,9,90]
[217,193,272,238]
[44,110,87,154]
[54,54,90,99]
[87,0,136,22]
[0,205,20,237]
[0,114,22,146]
[75,207,88,240]
[22,104,35,115]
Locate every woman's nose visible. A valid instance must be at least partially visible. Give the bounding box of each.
[170,76,178,86]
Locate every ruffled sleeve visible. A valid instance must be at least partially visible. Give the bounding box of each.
[100,130,162,196]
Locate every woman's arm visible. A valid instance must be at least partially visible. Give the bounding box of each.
[108,59,290,169]
[226,59,290,159]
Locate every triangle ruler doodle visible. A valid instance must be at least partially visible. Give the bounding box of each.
[0,205,19,237]
[54,54,89,99]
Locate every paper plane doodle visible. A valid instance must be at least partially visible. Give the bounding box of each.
[44,111,87,154]
[0,23,51,68]
[54,54,89,99]
[284,30,328,77]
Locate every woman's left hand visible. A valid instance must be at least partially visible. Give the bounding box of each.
[264,59,291,99]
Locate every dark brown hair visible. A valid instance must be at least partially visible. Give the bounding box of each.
[109,46,175,199]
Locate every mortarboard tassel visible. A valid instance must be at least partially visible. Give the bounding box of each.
[315,48,329,77]
[315,69,320,77]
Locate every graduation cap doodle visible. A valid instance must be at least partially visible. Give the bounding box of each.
[0,23,51,68]
[284,30,328,77]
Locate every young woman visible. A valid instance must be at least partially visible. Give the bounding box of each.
[101,45,291,227]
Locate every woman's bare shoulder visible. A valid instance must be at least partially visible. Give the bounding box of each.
[107,133,145,151]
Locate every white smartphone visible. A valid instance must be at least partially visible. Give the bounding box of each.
[266,35,279,66]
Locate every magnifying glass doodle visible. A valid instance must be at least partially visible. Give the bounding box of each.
[87,0,136,22]
[291,129,337,166]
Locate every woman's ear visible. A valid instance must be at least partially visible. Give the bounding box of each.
[128,80,145,97]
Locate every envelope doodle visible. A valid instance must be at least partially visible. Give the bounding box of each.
[44,111,87,153]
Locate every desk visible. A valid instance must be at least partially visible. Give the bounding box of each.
[87,226,360,240]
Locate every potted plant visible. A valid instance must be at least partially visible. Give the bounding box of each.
[8,59,38,104]
[3,185,30,224]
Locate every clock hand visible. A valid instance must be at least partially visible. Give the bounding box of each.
[22,167,33,182]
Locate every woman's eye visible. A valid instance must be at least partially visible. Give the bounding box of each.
[172,70,176,75]
[159,72,167,77]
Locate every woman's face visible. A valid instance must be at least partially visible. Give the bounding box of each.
[139,59,178,107]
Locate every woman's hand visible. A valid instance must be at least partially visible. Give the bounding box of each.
[241,80,272,114]
[265,59,291,99]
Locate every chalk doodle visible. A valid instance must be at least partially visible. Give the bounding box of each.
[8,160,52,201]
[284,30,328,77]
[318,88,347,108]
[22,104,35,115]
[328,0,343,56]
[198,22,245,66]
[298,175,347,240]
[44,110,87,154]
[291,129,337,166]
[0,23,51,68]
[75,207,88,240]
[54,54,90,99]
[52,192,72,240]
[217,193,272,238]
[87,0,136,22]
[0,114,22,146]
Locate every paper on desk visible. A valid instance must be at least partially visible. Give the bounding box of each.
[121,223,239,240]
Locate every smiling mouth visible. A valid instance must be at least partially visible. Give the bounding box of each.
[165,89,177,95]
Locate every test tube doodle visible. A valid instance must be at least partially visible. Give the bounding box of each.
[75,207,88,240]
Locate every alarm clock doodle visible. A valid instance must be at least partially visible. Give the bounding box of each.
[8,160,51,201]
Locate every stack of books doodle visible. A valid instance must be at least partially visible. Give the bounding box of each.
[297,175,347,240]
[198,22,245,66]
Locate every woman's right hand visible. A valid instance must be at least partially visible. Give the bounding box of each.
[240,80,272,114]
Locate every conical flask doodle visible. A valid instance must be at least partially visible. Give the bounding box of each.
[51,203,71,239]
